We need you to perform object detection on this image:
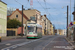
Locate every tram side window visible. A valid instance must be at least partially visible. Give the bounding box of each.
[35,27,37,33]
[37,27,42,33]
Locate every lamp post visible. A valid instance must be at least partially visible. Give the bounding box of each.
[62,6,69,37]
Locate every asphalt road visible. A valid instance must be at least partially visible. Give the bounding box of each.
[0,35,74,50]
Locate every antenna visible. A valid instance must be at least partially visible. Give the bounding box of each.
[30,0,33,9]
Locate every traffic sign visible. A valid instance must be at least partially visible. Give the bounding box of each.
[73,21,75,25]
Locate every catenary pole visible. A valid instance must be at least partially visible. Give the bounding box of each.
[67,6,69,37]
[21,5,23,36]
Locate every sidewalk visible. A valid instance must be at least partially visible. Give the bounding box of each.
[65,37,75,48]
[1,36,26,41]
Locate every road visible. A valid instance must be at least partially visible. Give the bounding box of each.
[0,35,74,50]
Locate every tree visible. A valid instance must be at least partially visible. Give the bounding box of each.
[7,19,21,28]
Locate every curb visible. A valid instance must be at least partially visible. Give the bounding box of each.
[1,36,26,41]
[65,37,75,48]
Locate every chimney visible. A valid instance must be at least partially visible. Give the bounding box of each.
[16,9,19,11]
[41,15,42,17]
[44,14,46,17]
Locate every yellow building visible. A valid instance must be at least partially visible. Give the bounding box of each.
[0,0,7,36]
[50,23,54,35]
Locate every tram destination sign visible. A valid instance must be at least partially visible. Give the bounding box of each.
[30,16,36,21]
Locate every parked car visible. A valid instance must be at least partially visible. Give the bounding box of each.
[0,36,1,42]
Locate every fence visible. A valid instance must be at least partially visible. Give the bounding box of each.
[7,28,18,36]
[7,30,15,36]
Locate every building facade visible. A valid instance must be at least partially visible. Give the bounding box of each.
[0,0,7,36]
[23,9,41,25]
[41,15,46,35]
[57,29,65,35]
[8,9,29,24]
[50,23,53,35]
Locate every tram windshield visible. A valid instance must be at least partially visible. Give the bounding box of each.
[27,26,34,32]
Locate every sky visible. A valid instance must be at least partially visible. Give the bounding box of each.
[2,0,74,29]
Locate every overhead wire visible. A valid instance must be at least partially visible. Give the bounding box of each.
[14,0,64,29]
[43,0,61,29]
[14,0,29,9]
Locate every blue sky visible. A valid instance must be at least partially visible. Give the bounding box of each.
[2,0,74,29]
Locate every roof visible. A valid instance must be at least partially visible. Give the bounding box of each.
[25,9,41,13]
[0,0,7,5]
[8,9,29,20]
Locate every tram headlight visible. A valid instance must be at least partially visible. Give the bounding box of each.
[33,31,35,34]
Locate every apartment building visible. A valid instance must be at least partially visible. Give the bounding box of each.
[41,15,46,35]
[23,9,41,25]
[50,23,53,35]
[0,0,7,36]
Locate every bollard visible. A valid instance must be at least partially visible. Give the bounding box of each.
[0,36,1,42]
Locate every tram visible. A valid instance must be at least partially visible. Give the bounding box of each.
[26,23,42,38]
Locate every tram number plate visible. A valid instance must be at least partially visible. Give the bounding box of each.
[29,32,33,34]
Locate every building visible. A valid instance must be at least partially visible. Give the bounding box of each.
[8,9,54,35]
[8,9,44,34]
[41,14,54,35]
[50,23,53,35]
[23,9,41,25]
[53,24,55,35]
[41,15,46,35]
[41,15,48,35]
[47,19,50,35]
[8,9,29,25]
[55,29,57,35]
[0,0,7,36]
[57,29,65,35]
[8,9,42,25]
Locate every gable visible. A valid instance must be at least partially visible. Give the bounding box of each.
[9,11,22,19]
[9,9,29,20]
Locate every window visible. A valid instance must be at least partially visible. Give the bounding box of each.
[0,25,2,30]
[16,15,18,18]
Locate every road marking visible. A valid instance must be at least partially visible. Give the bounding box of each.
[5,43,11,46]
[1,39,40,50]
[42,36,60,50]
[54,46,74,49]
[1,36,53,50]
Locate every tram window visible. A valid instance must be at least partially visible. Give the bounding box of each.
[28,26,34,32]
[35,27,37,33]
